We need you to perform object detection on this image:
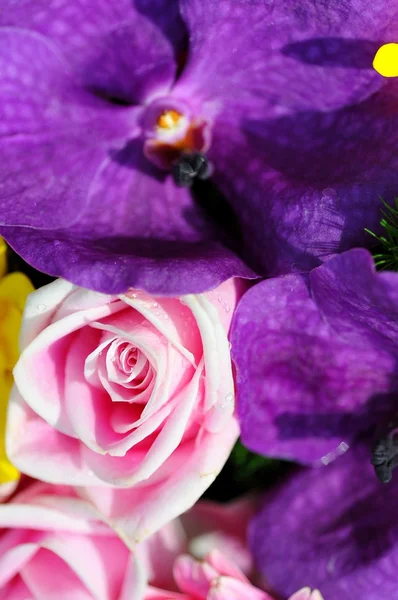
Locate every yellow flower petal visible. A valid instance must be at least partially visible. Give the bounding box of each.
[0,273,34,369]
[0,272,34,313]
[0,302,24,369]
[0,271,33,485]
[0,360,18,483]
[0,239,7,280]
[373,43,398,77]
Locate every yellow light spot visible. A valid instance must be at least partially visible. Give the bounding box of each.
[373,43,398,77]
[157,109,182,130]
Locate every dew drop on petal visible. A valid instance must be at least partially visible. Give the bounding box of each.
[217,392,234,411]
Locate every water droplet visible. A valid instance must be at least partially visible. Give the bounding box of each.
[152,302,159,308]
[164,314,169,320]
[217,392,234,410]
[224,303,230,313]
[228,341,232,350]
[337,441,349,454]
[36,304,47,312]
[327,556,336,574]
[155,311,161,316]
[217,296,222,303]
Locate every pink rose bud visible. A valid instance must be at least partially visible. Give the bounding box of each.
[147,550,323,600]
[7,278,246,542]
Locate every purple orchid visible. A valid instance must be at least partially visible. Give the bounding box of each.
[0,1,397,293]
[231,248,398,481]
[250,443,398,600]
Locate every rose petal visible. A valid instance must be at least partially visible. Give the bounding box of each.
[6,388,105,486]
[78,417,239,544]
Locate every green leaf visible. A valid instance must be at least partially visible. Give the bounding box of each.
[366,197,398,271]
[229,439,289,486]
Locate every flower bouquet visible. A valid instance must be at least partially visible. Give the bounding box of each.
[0,2,397,599]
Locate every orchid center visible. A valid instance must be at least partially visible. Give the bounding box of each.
[373,43,398,77]
[156,109,184,131]
[142,97,212,181]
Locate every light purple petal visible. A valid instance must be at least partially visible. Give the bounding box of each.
[231,249,398,463]
[0,0,180,102]
[0,28,138,229]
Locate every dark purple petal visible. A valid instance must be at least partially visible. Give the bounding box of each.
[0,13,255,294]
[0,0,181,103]
[1,123,256,293]
[250,443,398,600]
[310,248,398,351]
[0,28,138,229]
[133,0,187,56]
[231,249,398,464]
[177,0,396,112]
[175,0,398,275]
[1,224,254,295]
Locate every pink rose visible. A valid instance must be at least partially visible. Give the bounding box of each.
[0,488,322,600]
[142,498,323,600]
[179,496,258,576]
[146,550,323,600]
[140,496,258,590]
[7,278,244,541]
[0,481,145,599]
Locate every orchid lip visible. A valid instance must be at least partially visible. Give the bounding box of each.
[371,422,398,483]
